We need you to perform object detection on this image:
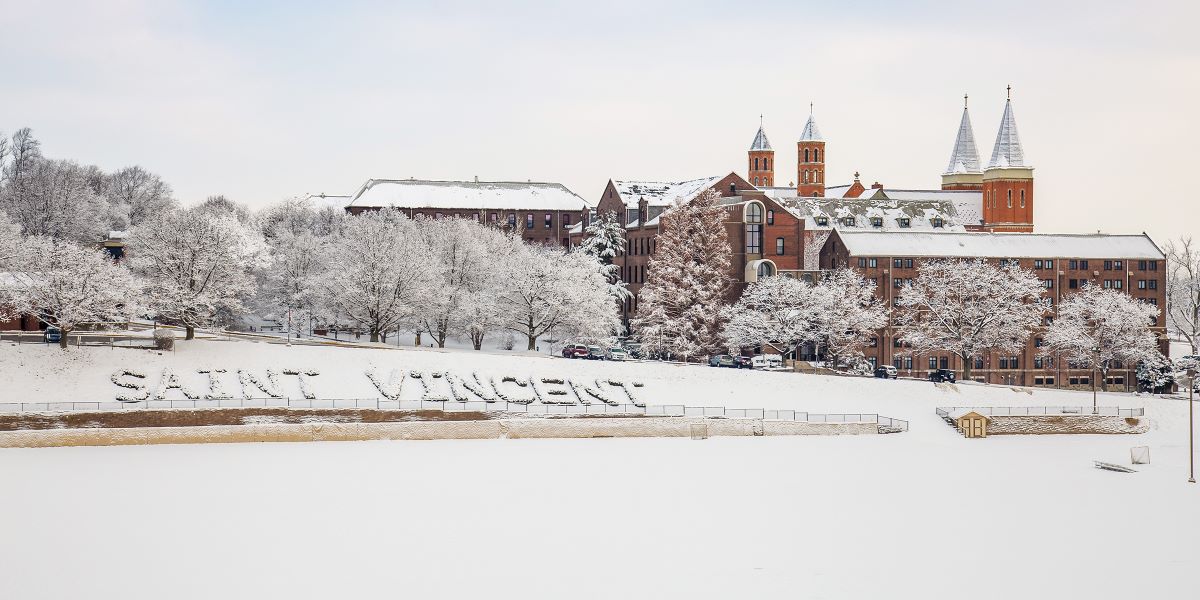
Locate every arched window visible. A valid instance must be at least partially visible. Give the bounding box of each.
[765,158,770,170]
[815,170,821,183]
[814,149,820,162]
[746,202,763,223]
[1020,189,1026,208]
[1007,190,1013,208]
[754,157,760,170]
[757,262,775,278]
[767,209,774,225]
[745,203,764,255]
[804,148,810,162]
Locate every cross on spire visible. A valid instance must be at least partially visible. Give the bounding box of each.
[1007,85,1011,100]
[964,93,969,109]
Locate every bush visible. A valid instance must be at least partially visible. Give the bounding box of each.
[153,329,176,350]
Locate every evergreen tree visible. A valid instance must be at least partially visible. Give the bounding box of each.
[577,210,631,301]
[632,190,731,361]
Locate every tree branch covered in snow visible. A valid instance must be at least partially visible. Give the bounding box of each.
[1166,236,1200,356]
[496,244,620,350]
[577,211,631,301]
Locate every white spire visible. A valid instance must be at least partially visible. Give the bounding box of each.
[944,95,981,175]
[750,122,772,151]
[987,87,1026,169]
[799,113,823,141]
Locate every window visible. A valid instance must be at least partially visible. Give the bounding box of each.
[563,214,571,226]
[746,225,762,254]
[898,217,911,228]
[1150,261,1158,271]
[871,217,883,228]
[776,238,785,255]
[904,357,913,370]
[1080,260,1089,270]
[894,258,903,268]
[815,149,821,162]
[1020,189,1026,208]
[1069,259,1078,270]
[490,213,497,222]
[754,157,760,170]
[767,210,774,225]
[526,214,534,229]
[544,213,552,229]
[1035,337,1044,347]
[1115,279,1123,289]
[1148,279,1157,290]
[1138,280,1147,290]
[1034,357,1044,369]
[929,357,938,370]
[804,148,810,162]
[975,357,984,370]
[932,217,944,228]
[893,358,902,369]
[940,357,949,369]
[1034,260,1043,269]
[1115,260,1123,270]
[904,259,914,269]
[841,217,855,227]
[507,214,517,227]
[1042,279,1054,289]
[756,262,774,278]
[1104,260,1113,271]
[868,258,878,268]
[1069,279,1078,289]
[894,338,903,348]
[869,337,878,348]
[1007,190,1012,208]
[894,278,905,289]
[1045,260,1054,269]
[858,258,867,268]
[746,203,763,224]
[1138,260,1147,271]
[816,216,829,226]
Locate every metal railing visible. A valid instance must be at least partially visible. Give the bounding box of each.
[935,406,1145,418]
[0,398,908,431]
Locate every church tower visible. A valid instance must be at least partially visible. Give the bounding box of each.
[796,106,825,197]
[981,87,1034,232]
[748,118,774,187]
[942,94,984,191]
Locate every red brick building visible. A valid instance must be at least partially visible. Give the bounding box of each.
[345,179,591,246]
[820,230,1168,390]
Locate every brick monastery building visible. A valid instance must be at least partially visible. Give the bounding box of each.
[327,90,1167,389]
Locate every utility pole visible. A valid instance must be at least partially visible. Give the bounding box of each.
[1189,368,1196,484]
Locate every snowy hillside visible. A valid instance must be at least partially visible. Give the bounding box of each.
[1,340,1198,599]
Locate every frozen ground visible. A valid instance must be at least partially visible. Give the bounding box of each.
[1,340,1198,599]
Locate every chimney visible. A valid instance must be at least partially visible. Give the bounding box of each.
[871,182,883,190]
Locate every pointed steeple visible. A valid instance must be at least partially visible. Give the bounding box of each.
[799,107,823,141]
[750,122,772,151]
[944,94,981,175]
[987,86,1026,169]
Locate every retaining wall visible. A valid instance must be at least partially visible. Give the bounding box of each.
[987,415,1149,435]
[0,417,879,448]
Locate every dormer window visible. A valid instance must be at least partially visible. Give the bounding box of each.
[897,218,911,228]
[932,217,944,228]
[840,217,855,227]
[870,217,883,228]
[816,216,829,226]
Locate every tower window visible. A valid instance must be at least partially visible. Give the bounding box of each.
[814,149,820,162]
[804,149,810,162]
[754,157,760,170]
[1020,189,1026,208]
[1007,190,1012,208]
[765,158,770,170]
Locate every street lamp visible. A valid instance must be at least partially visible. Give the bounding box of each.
[1092,346,1100,415]
[1189,367,1196,484]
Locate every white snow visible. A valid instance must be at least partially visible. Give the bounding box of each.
[1,339,1198,599]
[836,231,1165,259]
[347,179,591,211]
[612,177,723,208]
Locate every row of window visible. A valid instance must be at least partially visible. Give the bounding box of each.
[625,237,655,256]
[801,169,823,184]
[802,148,822,163]
[478,212,571,229]
[752,157,772,171]
[986,188,1026,209]
[819,216,941,228]
[623,264,647,284]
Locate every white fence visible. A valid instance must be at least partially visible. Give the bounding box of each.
[935,405,1145,418]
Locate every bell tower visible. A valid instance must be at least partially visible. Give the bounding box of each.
[748,116,774,187]
[981,86,1034,232]
[797,105,825,197]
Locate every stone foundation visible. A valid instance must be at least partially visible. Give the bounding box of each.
[987,415,1149,435]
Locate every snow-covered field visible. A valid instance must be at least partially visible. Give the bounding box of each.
[1,340,1198,599]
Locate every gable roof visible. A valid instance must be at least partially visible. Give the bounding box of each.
[834,231,1165,260]
[347,179,591,211]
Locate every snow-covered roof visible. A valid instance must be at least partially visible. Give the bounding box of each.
[799,115,823,141]
[750,126,772,151]
[776,196,966,232]
[987,98,1026,169]
[107,230,128,240]
[305,194,352,211]
[347,179,591,211]
[835,231,1166,260]
[612,176,723,208]
[945,105,982,175]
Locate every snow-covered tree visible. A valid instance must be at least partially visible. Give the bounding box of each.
[1166,236,1200,357]
[632,190,731,361]
[1136,352,1175,393]
[321,209,434,343]
[129,207,264,339]
[0,213,21,271]
[7,238,143,348]
[256,196,321,240]
[896,259,1044,380]
[812,269,890,368]
[196,195,252,224]
[414,217,503,348]
[256,231,329,334]
[497,244,619,350]
[722,275,820,352]
[1041,285,1160,392]
[100,166,177,230]
[578,211,631,301]
[0,157,107,243]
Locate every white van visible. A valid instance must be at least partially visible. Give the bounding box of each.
[751,355,784,370]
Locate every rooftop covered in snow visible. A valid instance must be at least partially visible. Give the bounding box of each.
[611,176,723,208]
[347,179,591,211]
[834,231,1165,260]
[775,196,966,232]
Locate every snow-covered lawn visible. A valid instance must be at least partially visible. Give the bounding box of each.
[1,340,1198,599]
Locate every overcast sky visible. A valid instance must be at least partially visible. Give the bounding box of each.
[2,0,1197,243]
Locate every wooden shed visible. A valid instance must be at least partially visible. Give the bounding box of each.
[949,410,991,438]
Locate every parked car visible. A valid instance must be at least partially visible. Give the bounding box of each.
[623,343,643,359]
[928,369,957,383]
[587,345,605,360]
[734,355,753,369]
[43,327,61,344]
[606,347,628,361]
[562,343,589,359]
[708,354,736,368]
[874,365,898,379]
[752,355,784,370]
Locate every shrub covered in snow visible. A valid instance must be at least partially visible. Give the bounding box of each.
[153,329,176,350]
[110,369,148,402]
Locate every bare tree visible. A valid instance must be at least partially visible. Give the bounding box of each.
[1167,237,1200,356]
[101,166,177,229]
